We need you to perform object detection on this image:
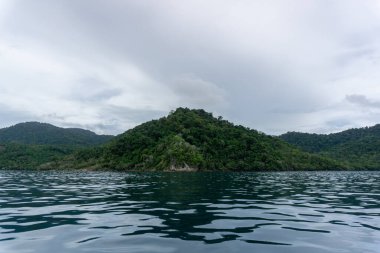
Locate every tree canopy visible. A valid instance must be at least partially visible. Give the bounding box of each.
[280,125,380,169]
[63,108,343,171]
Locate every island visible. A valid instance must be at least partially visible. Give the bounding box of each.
[0,108,379,171]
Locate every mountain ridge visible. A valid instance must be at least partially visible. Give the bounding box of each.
[56,108,344,171]
[280,124,380,169]
[0,121,113,146]
[0,122,114,169]
[1,108,379,170]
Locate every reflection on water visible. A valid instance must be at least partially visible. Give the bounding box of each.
[0,171,379,253]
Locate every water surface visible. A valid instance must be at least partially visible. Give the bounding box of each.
[0,171,379,252]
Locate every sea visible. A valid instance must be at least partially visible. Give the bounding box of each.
[0,170,379,253]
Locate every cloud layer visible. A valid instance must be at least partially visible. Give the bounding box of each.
[1,0,380,134]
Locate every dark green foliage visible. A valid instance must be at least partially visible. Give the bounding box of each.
[0,122,113,146]
[280,125,380,169]
[0,122,114,169]
[68,108,343,171]
[0,143,75,169]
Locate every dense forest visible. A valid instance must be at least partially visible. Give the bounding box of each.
[1,108,379,171]
[280,125,380,169]
[0,122,113,169]
[0,122,113,145]
[57,108,343,171]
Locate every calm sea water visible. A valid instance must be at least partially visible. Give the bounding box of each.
[0,171,379,253]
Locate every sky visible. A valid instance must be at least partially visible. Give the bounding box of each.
[1,0,380,135]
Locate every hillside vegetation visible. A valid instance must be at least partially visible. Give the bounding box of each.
[0,122,112,146]
[0,122,113,169]
[61,108,343,171]
[280,125,380,169]
[5,109,376,171]
[0,143,74,169]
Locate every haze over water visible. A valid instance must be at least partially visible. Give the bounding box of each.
[0,171,379,253]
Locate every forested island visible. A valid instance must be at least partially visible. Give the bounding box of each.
[0,108,379,171]
[280,126,380,169]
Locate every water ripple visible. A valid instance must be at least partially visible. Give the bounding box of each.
[0,170,379,253]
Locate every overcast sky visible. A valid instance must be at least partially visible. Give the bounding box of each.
[1,0,380,135]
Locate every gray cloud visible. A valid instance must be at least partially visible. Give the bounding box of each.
[44,104,167,135]
[346,94,380,108]
[0,104,39,128]
[170,75,226,111]
[1,0,380,134]
[69,78,122,102]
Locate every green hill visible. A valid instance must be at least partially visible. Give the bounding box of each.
[0,143,75,169]
[59,108,344,171]
[0,122,113,169]
[280,125,380,169]
[0,122,113,146]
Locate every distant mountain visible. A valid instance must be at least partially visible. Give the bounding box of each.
[0,122,114,169]
[0,122,113,146]
[280,125,380,169]
[0,143,74,169]
[58,108,344,171]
